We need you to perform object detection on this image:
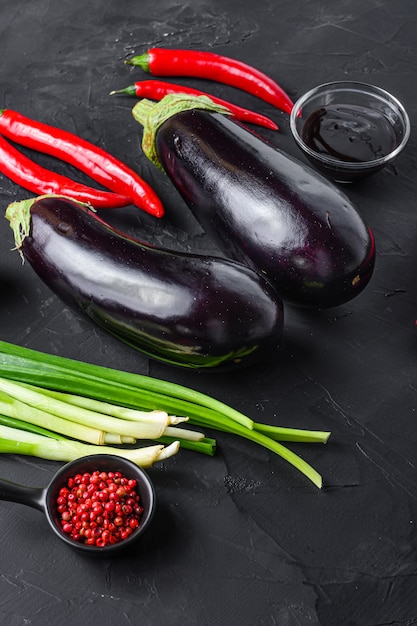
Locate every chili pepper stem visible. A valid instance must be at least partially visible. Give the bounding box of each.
[125,54,149,70]
[110,86,137,96]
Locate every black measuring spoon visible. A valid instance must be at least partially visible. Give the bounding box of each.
[0,454,156,555]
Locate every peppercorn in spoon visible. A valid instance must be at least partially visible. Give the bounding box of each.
[0,454,156,555]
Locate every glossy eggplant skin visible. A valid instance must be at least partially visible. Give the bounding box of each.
[19,196,284,370]
[155,110,376,308]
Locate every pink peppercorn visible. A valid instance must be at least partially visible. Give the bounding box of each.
[57,469,143,547]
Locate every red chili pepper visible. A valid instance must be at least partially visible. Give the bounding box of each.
[126,48,294,115]
[111,79,279,131]
[0,109,164,217]
[0,134,132,208]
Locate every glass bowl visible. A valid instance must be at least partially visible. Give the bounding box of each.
[289,81,410,182]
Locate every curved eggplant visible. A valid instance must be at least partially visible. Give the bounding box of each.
[6,195,284,370]
[133,97,375,308]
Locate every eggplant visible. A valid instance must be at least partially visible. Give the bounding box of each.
[133,96,376,308]
[6,195,284,370]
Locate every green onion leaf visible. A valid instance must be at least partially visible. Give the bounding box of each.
[0,341,330,487]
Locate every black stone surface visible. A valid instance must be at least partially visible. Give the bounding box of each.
[0,1,416,624]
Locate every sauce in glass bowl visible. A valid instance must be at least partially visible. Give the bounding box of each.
[290,81,410,182]
[301,103,397,164]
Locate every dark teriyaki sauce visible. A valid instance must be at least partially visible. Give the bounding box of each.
[301,104,397,163]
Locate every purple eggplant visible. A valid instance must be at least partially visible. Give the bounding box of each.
[6,195,284,370]
[133,96,376,308]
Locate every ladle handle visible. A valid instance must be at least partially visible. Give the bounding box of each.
[0,477,45,512]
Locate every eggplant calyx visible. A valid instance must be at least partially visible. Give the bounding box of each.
[5,194,90,258]
[6,197,35,256]
[132,93,232,170]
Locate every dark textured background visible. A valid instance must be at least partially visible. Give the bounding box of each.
[0,1,416,624]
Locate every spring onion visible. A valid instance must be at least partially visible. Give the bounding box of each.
[0,387,133,445]
[0,376,187,440]
[18,381,185,427]
[0,424,179,466]
[0,412,217,457]
[0,376,210,455]
[0,340,331,487]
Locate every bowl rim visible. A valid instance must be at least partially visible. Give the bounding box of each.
[289,80,411,171]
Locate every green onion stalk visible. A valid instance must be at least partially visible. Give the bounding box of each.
[0,340,331,488]
[0,423,179,467]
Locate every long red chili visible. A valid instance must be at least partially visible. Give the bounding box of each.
[0,109,164,217]
[0,135,131,208]
[125,48,294,115]
[111,79,279,131]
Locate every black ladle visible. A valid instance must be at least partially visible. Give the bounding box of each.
[0,454,156,555]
